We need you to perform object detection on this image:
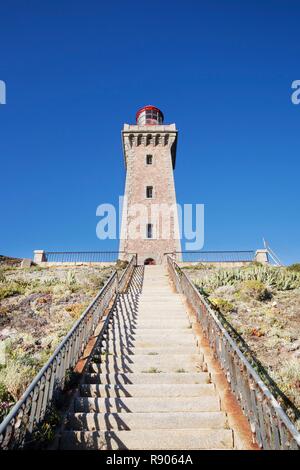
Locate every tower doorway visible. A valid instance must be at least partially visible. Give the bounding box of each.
[144,258,156,265]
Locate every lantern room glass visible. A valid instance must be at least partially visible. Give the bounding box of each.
[137,108,163,125]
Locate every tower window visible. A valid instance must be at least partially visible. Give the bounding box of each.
[146,154,153,165]
[146,186,153,198]
[146,223,153,239]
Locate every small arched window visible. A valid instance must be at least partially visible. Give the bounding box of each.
[146,154,153,165]
[146,186,153,198]
[146,224,153,239]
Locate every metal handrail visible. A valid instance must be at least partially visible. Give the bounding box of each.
[118,255,137,292]
[0,256,136,449]
[166,255,300,450]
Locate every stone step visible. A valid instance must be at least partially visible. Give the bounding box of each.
[138,302,186,306]
[59,429,233,450]
[104,328,194,336]
[89,354,204,373]
[102,336,197,348]
[109,318,188,326]
[140,294,176,298]
[102,335,194,346]
[108,320,190,329]
[141,286,172,290]
[74,396,221,413]
[140,294,176,296]
[139,294,178,298]
[94,353,201,362]
[89,363,203,374]
[79,383,216,398]
[112,309,187,317]
[101,337,196,348]
[139,287,177,290]
[82,372,210,385]
[133,314,188,320]
[106,325,191,334]
[66,411,227,431]
[95,346,197,356]
[138,297,182,302]
[119,304,185,310]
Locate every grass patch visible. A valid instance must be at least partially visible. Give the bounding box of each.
[287,263,300,273]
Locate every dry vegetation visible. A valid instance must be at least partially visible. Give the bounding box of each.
[0,259,121,420]
[183,262,300,421]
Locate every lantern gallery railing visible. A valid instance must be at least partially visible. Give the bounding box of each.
[168,250,257,263]
[166,255,300,450]
[0,256,136,450]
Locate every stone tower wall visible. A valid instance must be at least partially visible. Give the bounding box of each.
[119,124,181,265]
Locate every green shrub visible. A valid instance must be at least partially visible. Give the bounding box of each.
[42,277,60,287]
[65,302,87,319]
[183,263,214,270]
[64,271,81,293]
[65,271,77,286]
[116,259,129,270]
[240,280,272,301]
[194,266,300,292]
[0,283,25,300]
[0,382,14,421]
[31,404,61,446]
[64,369,81,391]
[0,382,11,402]
[275,359,300,410]
[287,263,300,273]
[86,273,106,290]
[1,360,37,401]
[0,270,6,283]
[196,285,210,297]
[210,297,235,313]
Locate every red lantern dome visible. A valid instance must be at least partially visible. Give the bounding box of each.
[136,105,164,125]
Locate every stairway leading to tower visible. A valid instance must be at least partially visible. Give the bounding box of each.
[58,265,234,450]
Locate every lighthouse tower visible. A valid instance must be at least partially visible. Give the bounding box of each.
[119,105,181,265]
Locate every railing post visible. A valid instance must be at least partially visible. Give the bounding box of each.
[33,250,46,264]
[255,249,269,264]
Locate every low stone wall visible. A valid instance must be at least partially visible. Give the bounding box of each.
[35,262,116,267]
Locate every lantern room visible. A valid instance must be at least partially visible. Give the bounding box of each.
[136,105,164,125]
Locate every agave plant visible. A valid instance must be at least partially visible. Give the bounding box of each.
[194,266,300,291]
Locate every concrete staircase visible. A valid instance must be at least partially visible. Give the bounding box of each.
[59,265,234,450]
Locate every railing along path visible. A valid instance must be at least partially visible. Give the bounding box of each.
[0,256,136,449]
[167,255,300,450]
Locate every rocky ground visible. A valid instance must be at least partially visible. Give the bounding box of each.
[0,259,122,420]
[182,263,300,421]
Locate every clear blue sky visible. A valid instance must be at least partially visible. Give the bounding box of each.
[0,1,299,264]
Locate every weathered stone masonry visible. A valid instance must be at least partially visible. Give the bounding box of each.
[119,107,181,265]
